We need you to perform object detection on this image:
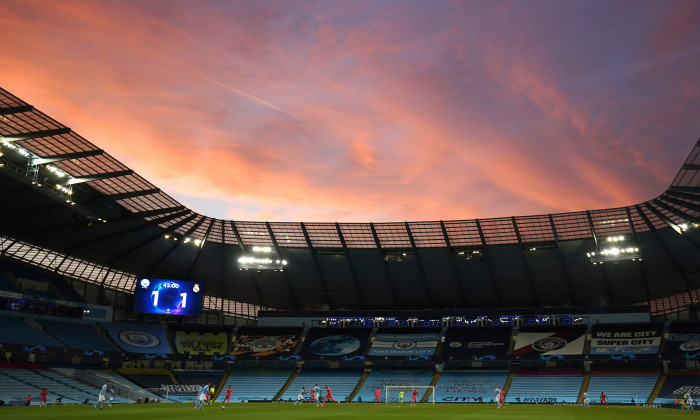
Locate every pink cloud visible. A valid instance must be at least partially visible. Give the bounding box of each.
[1,1,697,223]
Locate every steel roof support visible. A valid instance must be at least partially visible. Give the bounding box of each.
[512,217,538,306]
[664,189,700,204]
[65,170,134,185]
[657,195,700,217]
[335,222,366,308]
[62,209,190,251]
[586,210,613,305]
[0,105,34,115]
[370,222,399,308]
[118,206,187,220]
[475,219,502,306]
[439,220,468,307]
[102,212,199,268]
[229,221,265,307]
[30,149,103,164]
[405,221,434,307]
[626,207,651,303]
[644,202,700,251]
[0,127,71,142]
[300,222,331,309]
[668,186,700,194]
[267,222,300,310]
[185,219,215,281]
[635,204,693,305]
[549,214,576,305]
[220,220,232,316]
[138,214,208,279]
[98,188,161,202]
[652,198,697,223]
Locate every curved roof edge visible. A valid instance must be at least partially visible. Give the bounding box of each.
[1,87,698,251]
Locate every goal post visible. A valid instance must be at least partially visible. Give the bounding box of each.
[385,386,435,404]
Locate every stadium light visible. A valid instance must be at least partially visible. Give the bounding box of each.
[588,235,641,264]
[238,247,287,270]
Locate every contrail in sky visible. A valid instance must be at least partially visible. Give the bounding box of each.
[203,76,288,114]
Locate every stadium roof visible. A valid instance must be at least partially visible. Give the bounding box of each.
[1,87,699,316]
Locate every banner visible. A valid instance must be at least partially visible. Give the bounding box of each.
[230,328,301,359]
[655,374,700,402]
[664,322,700,359]
[441,327,511,360]
[436,371,508,403]
[101,322,172,354]
[299,328,371,360]
[590,323,662,355]
[512,326,585,358]
[369,332,440,356]
[174,331,228,355]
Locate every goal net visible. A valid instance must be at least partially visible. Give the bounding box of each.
[385,386,435,404]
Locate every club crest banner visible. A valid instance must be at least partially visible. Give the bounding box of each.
[664,321,700,359]
[369,333,440,356]
[101,322,173,354]
[512,326,586,358]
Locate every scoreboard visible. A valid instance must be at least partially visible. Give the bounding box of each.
[133,278,203,316]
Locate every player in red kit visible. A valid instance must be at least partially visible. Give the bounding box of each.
[40,389,48,407]
[374,387,381,404]
[222,386,232,407]
[600,392,608,407]
[321,385,339,406]
[411,388,419,406]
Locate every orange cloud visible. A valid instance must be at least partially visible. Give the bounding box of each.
[1,0,697,223]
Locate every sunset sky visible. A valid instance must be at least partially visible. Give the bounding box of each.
[1,0,699,222]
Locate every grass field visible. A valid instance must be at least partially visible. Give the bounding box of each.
[0,403,692,420]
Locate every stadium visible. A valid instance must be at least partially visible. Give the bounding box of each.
[1,2,700,419]
[1,84,699,417]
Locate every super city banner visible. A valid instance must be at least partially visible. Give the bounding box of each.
[590,323,662,355]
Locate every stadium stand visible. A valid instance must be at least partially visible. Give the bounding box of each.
[654,371,700,403]
[356,370,434,402]
[38,319,119,352]
[434,371,508,403]
[172,370,224,388]
[587,372,659,404]
[505,371,583,404]
[220,368,293,402]
[0,314,64,347]
[0,362,98,405]
[87,370,161,401]
[279,369,362,402]
[119,371,175,391]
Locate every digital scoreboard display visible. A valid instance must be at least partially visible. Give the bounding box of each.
[133,278,203,316]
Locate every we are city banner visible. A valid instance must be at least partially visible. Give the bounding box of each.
[368,331,440,357]
[441,327,511,360]
[664,321,700,359]
[589,323,662,355]
[230,327,302,359]
[512,326,586,359]
[174,331,228,355]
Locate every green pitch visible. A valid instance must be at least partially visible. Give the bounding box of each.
[0,403,690,420]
